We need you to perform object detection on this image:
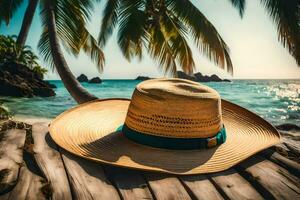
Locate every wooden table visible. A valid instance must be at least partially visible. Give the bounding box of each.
[0,121,299,200]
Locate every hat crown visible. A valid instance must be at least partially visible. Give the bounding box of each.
[125,78,223,138]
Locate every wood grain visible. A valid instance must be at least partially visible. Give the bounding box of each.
[61,149,120,200]
[0,129,26,194]
[32,122,72,200]
[260,149,300,177]
[238,155,300,200]
[180,174,224,200]
[104,166,153,200]
[210,168,264,200]
[145,173,191,200]
[4,166,46,200]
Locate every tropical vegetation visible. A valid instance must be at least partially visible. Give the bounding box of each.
[0,35,47,78]
[0,103,11,120]
[0,0,299,104]
[1,0,104,103]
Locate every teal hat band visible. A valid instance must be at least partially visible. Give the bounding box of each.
[119,124,226,150]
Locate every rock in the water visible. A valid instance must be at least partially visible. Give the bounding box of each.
[276,124,300,131]
[135,76,151,81]
[0,62,55,97]
[177,71,230,82]
[45,81,57,89]
[89,77,102,84]
[77,74,88,82]
[177,71,196,81]
[194,72,210,82]
[210,74,222,82]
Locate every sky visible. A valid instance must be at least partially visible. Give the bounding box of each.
[1,0,300,80]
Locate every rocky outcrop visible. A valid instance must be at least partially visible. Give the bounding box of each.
[135,76,151,81]
[176,71,196,81]
[177,71,231,82]
[0,62,55,97]
[276,124,300,132]
[45,81,57,89]
[77,74,88,82]
[89,77,102,84]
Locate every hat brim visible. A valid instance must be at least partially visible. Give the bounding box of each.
[49,98,280,175]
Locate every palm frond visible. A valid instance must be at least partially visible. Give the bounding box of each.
[81,27,105,71]
[163,11,195,74]
[117,0,147,60]
[39,0,105,70]
[0,0,24,25]
[167,0,233,74]
[37,28,55,70]
[260,0,300,66]
[148,23,177,76]
[228,0,246,17]
[40,0,94,55]
[98,0,120,47]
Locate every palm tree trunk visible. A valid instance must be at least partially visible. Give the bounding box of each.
[16,0,38,47]
[45,0,98,104]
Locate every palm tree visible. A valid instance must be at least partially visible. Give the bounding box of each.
[99,0,300,75]
[0,0,37,46]
[40,0,99,103]
[1,0,299,103]
[16,0,38,46]
[0,0,104,103]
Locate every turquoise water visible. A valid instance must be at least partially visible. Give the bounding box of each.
[1,79,299,126]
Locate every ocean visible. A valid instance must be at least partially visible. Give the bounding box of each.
[1,79,299,126]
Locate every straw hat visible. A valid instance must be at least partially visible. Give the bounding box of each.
[49,78,280,175]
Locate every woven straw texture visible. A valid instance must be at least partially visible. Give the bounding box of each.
[125,79,222,138]
[49,79,280,175]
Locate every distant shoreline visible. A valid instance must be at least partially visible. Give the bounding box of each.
[3,79,299,127]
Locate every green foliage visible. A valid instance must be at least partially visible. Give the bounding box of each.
[228,0,246,17]
[1,0,299,77]
[260,0,300,66]
[0,35,47,77]
[99,0,235,76]
[0,104,11,120]
[38,0,104,71]
[0,0,23,26]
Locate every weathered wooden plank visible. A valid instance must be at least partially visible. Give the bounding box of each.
[60,149,120,200]
[180,174,224,200]
[209,168,264,200]
[145,173,191,200]
[0,129,26,194]
[260,149,300,177]
[275,130,300,163]
[32,122,72,200]
[4,166,46,200]
[238,155,300,200]
[104,166,153,200]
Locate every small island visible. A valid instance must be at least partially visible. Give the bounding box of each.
[135,76,152,81]
[177,71,231,82]
[77,74,89,82]
[88,77,102,84]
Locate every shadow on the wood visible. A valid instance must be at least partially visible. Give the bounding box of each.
[45,132,59,150]
[77,131,217,174]
[104,165,149,190]
[209,168,237,178]
[60,149,115,185]
[236,154,265,169]
[23,150,44,177]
